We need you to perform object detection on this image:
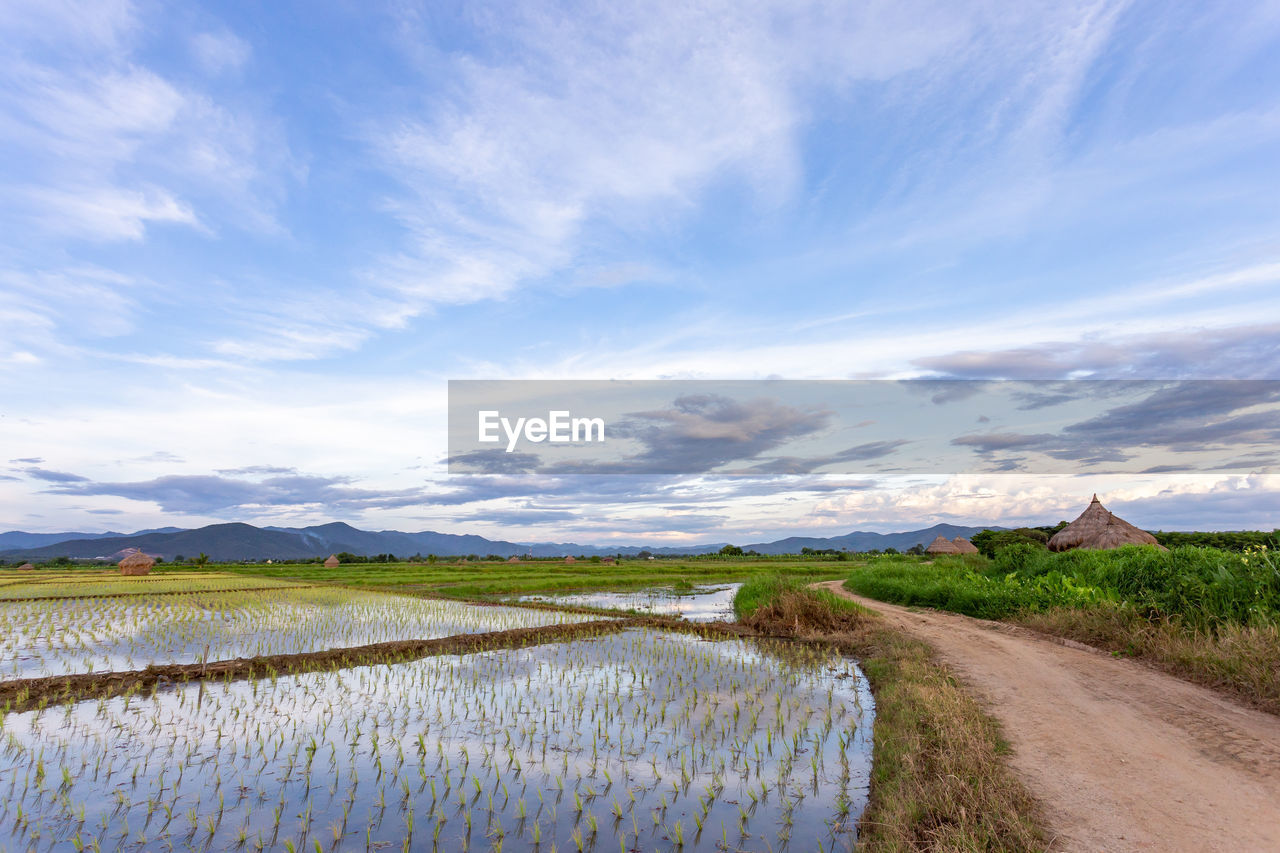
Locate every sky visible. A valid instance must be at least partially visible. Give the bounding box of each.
[1,0,1279,543]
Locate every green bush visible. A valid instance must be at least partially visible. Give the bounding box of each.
[848,544,1280,631]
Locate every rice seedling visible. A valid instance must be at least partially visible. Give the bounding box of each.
[0,579,872,850]
[0,586,596,678]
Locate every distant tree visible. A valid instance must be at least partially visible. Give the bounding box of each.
[194,552,210,568]
[905,544,925,556]
[637,550,653,559]
[719,545,744,557]
[336,552,358,564]
[590,555,601,563]
[883,547,899,555]
[972,528,1048,558]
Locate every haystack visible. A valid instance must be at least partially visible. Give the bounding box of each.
[17,562,34,571]
[324,554,340,568]
[507,556,520,563]
[951,537,980,554]
[119,551,155,576]
[925,535,959,555]
[1048,495,1165,552]
[564,555,576,563]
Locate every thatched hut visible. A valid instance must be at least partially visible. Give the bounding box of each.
[1048,495,1165,552]
[17,562,35,571]
[602,556,615,564]
[323,554,340,568]
[119,551,155,576]
[564,555,576,563]
[925,535,960,555]
[951,537,980,554]
[507,556,520,563]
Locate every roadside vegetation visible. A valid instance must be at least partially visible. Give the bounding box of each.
[845,544,1280,713]
[734,576,1046,851]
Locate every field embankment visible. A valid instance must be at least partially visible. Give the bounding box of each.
[735,576,1046,852]
[844,546,1280,712]
[0,614,761,712]
[819,580,1280,853]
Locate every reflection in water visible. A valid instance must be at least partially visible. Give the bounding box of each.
[0,628,873,852]
[0,590,593,678]
[522,583,742,622]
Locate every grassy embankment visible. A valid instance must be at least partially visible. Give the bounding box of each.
[735,575,1046,852]
[845,545,1280,713]
[181,557,851,599]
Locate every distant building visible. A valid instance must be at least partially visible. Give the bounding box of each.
[324,554,340,568]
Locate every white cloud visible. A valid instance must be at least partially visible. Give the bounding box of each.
[191,31,251,76]
[0,4,291,245]
[201,0,971,360]
[21,185,199,241]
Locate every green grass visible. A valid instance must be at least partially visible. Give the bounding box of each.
[187,558,850,599]
[0,571,298,600]
[845,544,1280,714]
[734,576,1046,851]
[847,545,1280,629]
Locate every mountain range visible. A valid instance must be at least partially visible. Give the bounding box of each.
[0,521,998,562]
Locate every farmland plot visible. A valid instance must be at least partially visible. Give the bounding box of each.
[0,572,295,600]
[0,588,595,678]
[0,628,873,852]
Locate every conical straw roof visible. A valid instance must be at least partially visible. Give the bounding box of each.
[1048,495,1163,552]
[323,554,340,568]
[119,550,155,575]
[925,535,960,555]
[951,537,980,554]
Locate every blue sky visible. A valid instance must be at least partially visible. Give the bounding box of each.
[2,0,1279,542]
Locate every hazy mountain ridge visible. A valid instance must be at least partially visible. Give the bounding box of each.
[0,521,999,562]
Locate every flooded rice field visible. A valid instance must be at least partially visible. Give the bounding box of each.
[0,589,594,679]
[520,584,741,623]
[0,627,873,852]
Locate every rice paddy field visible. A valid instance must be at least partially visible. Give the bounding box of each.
[0,572,295,601]
[0,587,595,680]
[0,569,875,852]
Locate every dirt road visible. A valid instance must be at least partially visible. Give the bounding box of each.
[814,581,1280,852]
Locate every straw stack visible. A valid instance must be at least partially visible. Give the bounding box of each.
[925,535,960,555]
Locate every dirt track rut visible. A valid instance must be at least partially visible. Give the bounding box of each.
[814,581,1280,852]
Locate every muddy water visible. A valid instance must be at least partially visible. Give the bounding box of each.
[0,628,873,852]
[522,583,742,622]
